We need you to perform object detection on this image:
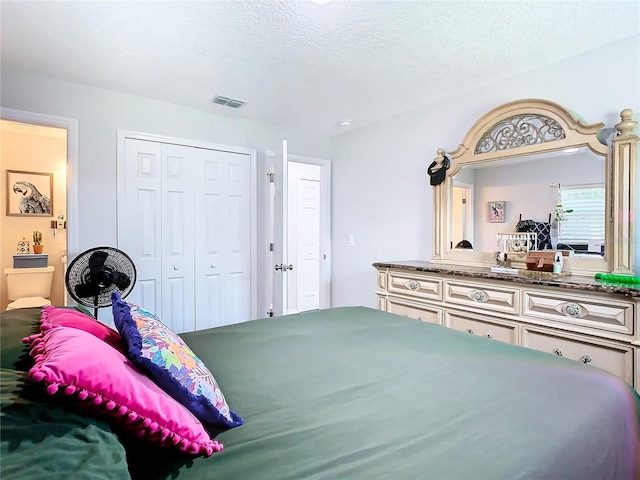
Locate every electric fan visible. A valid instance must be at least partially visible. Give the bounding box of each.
[65,246,137,318]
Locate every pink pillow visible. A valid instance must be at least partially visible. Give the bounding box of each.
[27,326,223,456]
[23,306,124,352]
[39,305,124,351]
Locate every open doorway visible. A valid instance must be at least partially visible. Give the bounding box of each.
[267,145,331,317]
[452,182,474,250]
[0,109,79,310]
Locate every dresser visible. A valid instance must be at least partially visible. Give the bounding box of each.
[374,261,640,392]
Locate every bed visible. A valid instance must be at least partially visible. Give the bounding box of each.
[2,305,639,479]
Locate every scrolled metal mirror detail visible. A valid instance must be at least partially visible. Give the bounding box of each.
[475,114,566,154]
[431,99,638,276]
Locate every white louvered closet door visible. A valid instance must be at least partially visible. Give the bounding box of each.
[195,148,252,329]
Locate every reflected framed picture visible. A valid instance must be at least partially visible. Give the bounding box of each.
[6,170,53,217]
[488,200,505,223]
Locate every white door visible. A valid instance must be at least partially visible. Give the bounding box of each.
[270,143,331,317]
[119,136,254,332]
[195,148,252,329]
[161,143,196,333]
[272,140,289,316]
[120,138,164,315]
[287,162,321,313]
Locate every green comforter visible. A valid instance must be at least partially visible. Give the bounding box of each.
[2,306,639,479]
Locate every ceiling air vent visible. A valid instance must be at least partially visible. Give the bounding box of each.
[211,95,248,109]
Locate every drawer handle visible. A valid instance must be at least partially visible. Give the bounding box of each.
[467,328,474,334]
[485,333,493,339]
[581,355,592,364]
[472,290,487,302]
[553,348,563,357]
[407,281,419,291]
[563,302,581,318]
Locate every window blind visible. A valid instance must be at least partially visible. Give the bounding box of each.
[558,185,605,245]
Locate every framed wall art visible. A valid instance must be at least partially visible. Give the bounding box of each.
[6,170,53,216]
[488,200,505,223]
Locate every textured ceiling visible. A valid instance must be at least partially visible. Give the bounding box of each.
[1,1,639,137]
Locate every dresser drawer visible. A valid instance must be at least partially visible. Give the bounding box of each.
[522,326,634,384]
[387,298,442,325]
[522,290,634,335]
[388,272,442,300]
[444,310,518,345]
[444,280,519,315]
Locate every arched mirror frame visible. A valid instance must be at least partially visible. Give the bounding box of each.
[432,98,638,276]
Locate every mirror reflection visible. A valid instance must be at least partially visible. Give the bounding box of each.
[451,147,605,255]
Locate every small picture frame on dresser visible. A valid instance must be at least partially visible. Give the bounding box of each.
[488,201,505,223]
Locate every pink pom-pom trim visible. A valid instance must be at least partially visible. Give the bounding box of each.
[27,321,222,457]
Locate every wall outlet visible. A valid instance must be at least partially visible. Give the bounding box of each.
[348,234,355,247]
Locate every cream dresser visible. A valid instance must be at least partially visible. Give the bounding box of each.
[374,261,640,392]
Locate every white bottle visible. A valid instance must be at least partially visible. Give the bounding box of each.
[553,252,564,274]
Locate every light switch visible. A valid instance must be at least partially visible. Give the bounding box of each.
[348,234,355,247]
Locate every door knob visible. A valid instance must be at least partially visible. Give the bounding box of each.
[274,264,294,272]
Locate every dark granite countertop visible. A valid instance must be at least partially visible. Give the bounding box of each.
[373,260,640,298]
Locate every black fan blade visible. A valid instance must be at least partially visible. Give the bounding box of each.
[88,251,109,274]
[74,282,101,298]
[112,271,131,291]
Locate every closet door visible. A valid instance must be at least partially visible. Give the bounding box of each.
[120,139,163,314]
[161,144,196,333]
[195,149,252,329]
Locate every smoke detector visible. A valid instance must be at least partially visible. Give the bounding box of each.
[211,95,248,109]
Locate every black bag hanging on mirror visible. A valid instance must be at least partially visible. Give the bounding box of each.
[427,149,450,186]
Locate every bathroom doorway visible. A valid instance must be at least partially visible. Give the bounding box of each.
[0,109,78,310]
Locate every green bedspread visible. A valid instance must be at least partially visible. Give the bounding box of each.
[136,307,640,479]
[2,306,639,479]
[1,308,130,480]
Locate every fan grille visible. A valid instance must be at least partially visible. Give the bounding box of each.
[65,247,136,308]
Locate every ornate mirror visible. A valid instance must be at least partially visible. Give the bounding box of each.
[432,99,638,275]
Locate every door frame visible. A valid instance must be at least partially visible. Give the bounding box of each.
[1,107,79,305]
[116,130,259,320]
[266,150,331,314]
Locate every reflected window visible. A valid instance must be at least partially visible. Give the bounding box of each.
[558,184,605,251]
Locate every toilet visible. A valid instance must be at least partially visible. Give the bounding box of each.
[4,266,55,310]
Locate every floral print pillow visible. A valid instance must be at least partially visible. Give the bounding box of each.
[111,292,242,429]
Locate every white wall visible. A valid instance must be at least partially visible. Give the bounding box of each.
[331,35,640,308]
[0,70,332,317]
